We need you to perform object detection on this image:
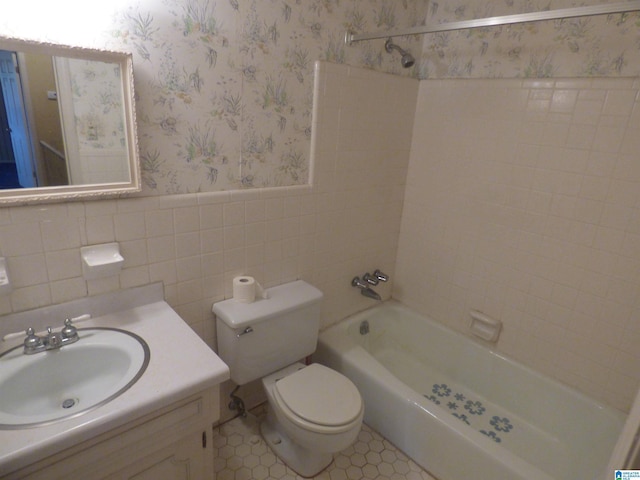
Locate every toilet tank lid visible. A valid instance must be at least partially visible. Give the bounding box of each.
[212,280,323,328]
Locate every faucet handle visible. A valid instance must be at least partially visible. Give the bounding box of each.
[61,319,78,340]
[23,327,43,353]
[362,273,379,286]
[373,269,389,282]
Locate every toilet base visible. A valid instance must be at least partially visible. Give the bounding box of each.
[260,408,333,478]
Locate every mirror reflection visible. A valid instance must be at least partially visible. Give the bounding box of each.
[0,50,130,189]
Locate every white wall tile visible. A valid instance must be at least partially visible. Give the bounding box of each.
[147,236,176,263]
[50,277,87,305]
[85,215,115,245]
[45,250,82,281]
[10,254,48,288]
[40,218,82,252]
[223,202,245,226]
[0,223,43,256]
[199,204,224,229]
[145,210,174,237]
[114,212,146,241]
[11,284,51,311]
[397,77,640,412]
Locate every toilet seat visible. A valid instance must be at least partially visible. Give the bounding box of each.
[273,364,363,434]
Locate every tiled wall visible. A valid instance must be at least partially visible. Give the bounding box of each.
[396,77,640,411]
[0,62,417,352]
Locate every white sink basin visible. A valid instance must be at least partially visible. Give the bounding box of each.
[0,328,149,428]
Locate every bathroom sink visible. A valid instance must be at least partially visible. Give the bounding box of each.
[0,328,149,429]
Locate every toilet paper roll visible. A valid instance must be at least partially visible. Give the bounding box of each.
[233,276,257,303]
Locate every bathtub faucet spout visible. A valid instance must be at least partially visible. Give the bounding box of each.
[351,277,382,301]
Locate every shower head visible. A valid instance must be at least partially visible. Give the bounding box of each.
[384,38,415,68]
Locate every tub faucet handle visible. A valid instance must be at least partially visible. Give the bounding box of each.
[373,269,389,282]
[351,277,367,289]
[362,273,379,286]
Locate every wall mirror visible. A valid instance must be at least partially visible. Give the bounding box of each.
[0,36,140,204]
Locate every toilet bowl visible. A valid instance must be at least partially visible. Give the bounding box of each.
[261,363,364,477]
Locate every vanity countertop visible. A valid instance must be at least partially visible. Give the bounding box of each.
[0,283,229,475]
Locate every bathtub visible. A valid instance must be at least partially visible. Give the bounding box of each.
[315,302,625,480]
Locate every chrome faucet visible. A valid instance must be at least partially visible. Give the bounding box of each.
[23,319,79,355]
[352,269,389,301]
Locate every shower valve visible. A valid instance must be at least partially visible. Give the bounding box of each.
[362,273,379,285]
[373,270,389,282]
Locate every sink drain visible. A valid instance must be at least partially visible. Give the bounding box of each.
[61,398,78,409]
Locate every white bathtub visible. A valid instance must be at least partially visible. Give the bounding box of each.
[315,302,625,480]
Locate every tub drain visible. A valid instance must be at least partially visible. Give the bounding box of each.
[61,398,78,409]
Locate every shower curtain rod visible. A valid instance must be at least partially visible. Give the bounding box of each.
[345,0,640,44]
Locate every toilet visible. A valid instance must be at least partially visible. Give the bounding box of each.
[213,280,364,477]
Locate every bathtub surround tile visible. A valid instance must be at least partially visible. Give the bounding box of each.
[212,409,436,480]
[397,77,640,412]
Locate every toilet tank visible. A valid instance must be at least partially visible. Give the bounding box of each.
[213,280,323,385]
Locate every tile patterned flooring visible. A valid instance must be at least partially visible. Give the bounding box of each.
[212,407,437,480]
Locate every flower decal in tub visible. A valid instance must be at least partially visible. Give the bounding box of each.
[490,416,514,433]
[452,413,471,425]
[432,383,452,397]
[464,400,486,415]
[424,395,440,405]
[424,383,515,445]
[480,430,502,443]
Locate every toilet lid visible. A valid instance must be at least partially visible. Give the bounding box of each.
[274,364,362,427]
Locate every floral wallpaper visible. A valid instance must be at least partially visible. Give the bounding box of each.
[419,0,640,78]
[100,0,428,194]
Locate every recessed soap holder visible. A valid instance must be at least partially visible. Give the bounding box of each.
[80,243,124,280]
[469,310,502,342]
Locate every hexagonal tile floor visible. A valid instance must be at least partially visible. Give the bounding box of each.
[212,406,436,480]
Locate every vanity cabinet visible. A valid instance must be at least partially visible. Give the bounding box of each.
[7,387,219,480]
